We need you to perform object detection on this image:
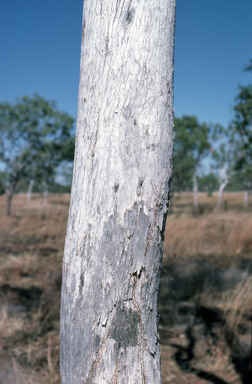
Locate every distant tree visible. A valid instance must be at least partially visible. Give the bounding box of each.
[198,173,219,194]
[217,168,229,208]
[229,60,252,205]
[26,179,34,202]
[0,94,75,214]
[173,116,210,208]
[211,140,233,207]
[244,58,252,73]
[54,160,74,190]
[0,182,5,195]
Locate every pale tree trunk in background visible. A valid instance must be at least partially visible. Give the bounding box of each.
[26,179,34,202]
[60,0,176,383]
[193,174,198,210]
[244,191,249,207]
[217,177,229,208]
[43,181,48,205]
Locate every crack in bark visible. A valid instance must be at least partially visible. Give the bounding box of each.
[125,0,135,26]
[112,358,120,384]
[84,323,111,384]
[87,128,98,158]
[84,299,140,383]
[131,273,148,384]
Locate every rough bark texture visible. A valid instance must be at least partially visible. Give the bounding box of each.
[60,1,176,383]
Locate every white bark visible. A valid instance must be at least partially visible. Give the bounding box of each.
[217,178,229,207]
[244,190,249,207]
[60,1,176,383]
[26,179,34,202]
[193,174,198,210]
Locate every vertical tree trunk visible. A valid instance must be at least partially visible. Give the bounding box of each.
[60,1,176,383]
[244,190,249,207]
[5,183,16,216]
[193,174,198,210]
[217,178,229,208]
[43,181,48,205]
[6,191,12,216]
[26,179,34,202]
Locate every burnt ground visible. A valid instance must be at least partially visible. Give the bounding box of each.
[159,257,252,384]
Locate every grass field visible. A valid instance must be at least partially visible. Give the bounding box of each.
[0,192,251,383]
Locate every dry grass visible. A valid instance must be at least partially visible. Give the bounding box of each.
[164,210,252,259]
[164,192,252,260]
[0,194,66,383]
[223,275,252,332]
[0,192,251,383]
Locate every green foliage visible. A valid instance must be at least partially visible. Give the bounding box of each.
[197,173,219,193]
[49,181,72,194]
[244,59,252,73]
[172,116,210,191]
[211,140,233,181]
[229,60,252,190]
[0,94,75,210]
[0,173,5,195]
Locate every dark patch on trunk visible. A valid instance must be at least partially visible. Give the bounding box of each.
[114,183,119,193]
[126,6,135,25]
[138,177,144,187]
[79,272,84,293]
[61,201,165,382]
[94,335,101,351]
[108,303,139,351]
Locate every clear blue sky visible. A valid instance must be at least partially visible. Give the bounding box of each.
[0,0,251,128]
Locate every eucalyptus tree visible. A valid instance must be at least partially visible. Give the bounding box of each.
[0,95,74,214]
[26,179,34,202]
[172,116,210,208]
[230,60,252,205]
[60,0,176,383]
[211,141,232,207]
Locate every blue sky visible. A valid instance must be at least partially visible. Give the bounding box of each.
[0,0,251,128]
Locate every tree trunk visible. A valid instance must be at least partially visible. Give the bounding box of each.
[6,191,12,216]
[5,182,16,216]
[244,190,249,207]
[217,178,229,208]
[193,174,198,210]
[43,181,48,205]
[26,179,34,202]
[60,1,176,383]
